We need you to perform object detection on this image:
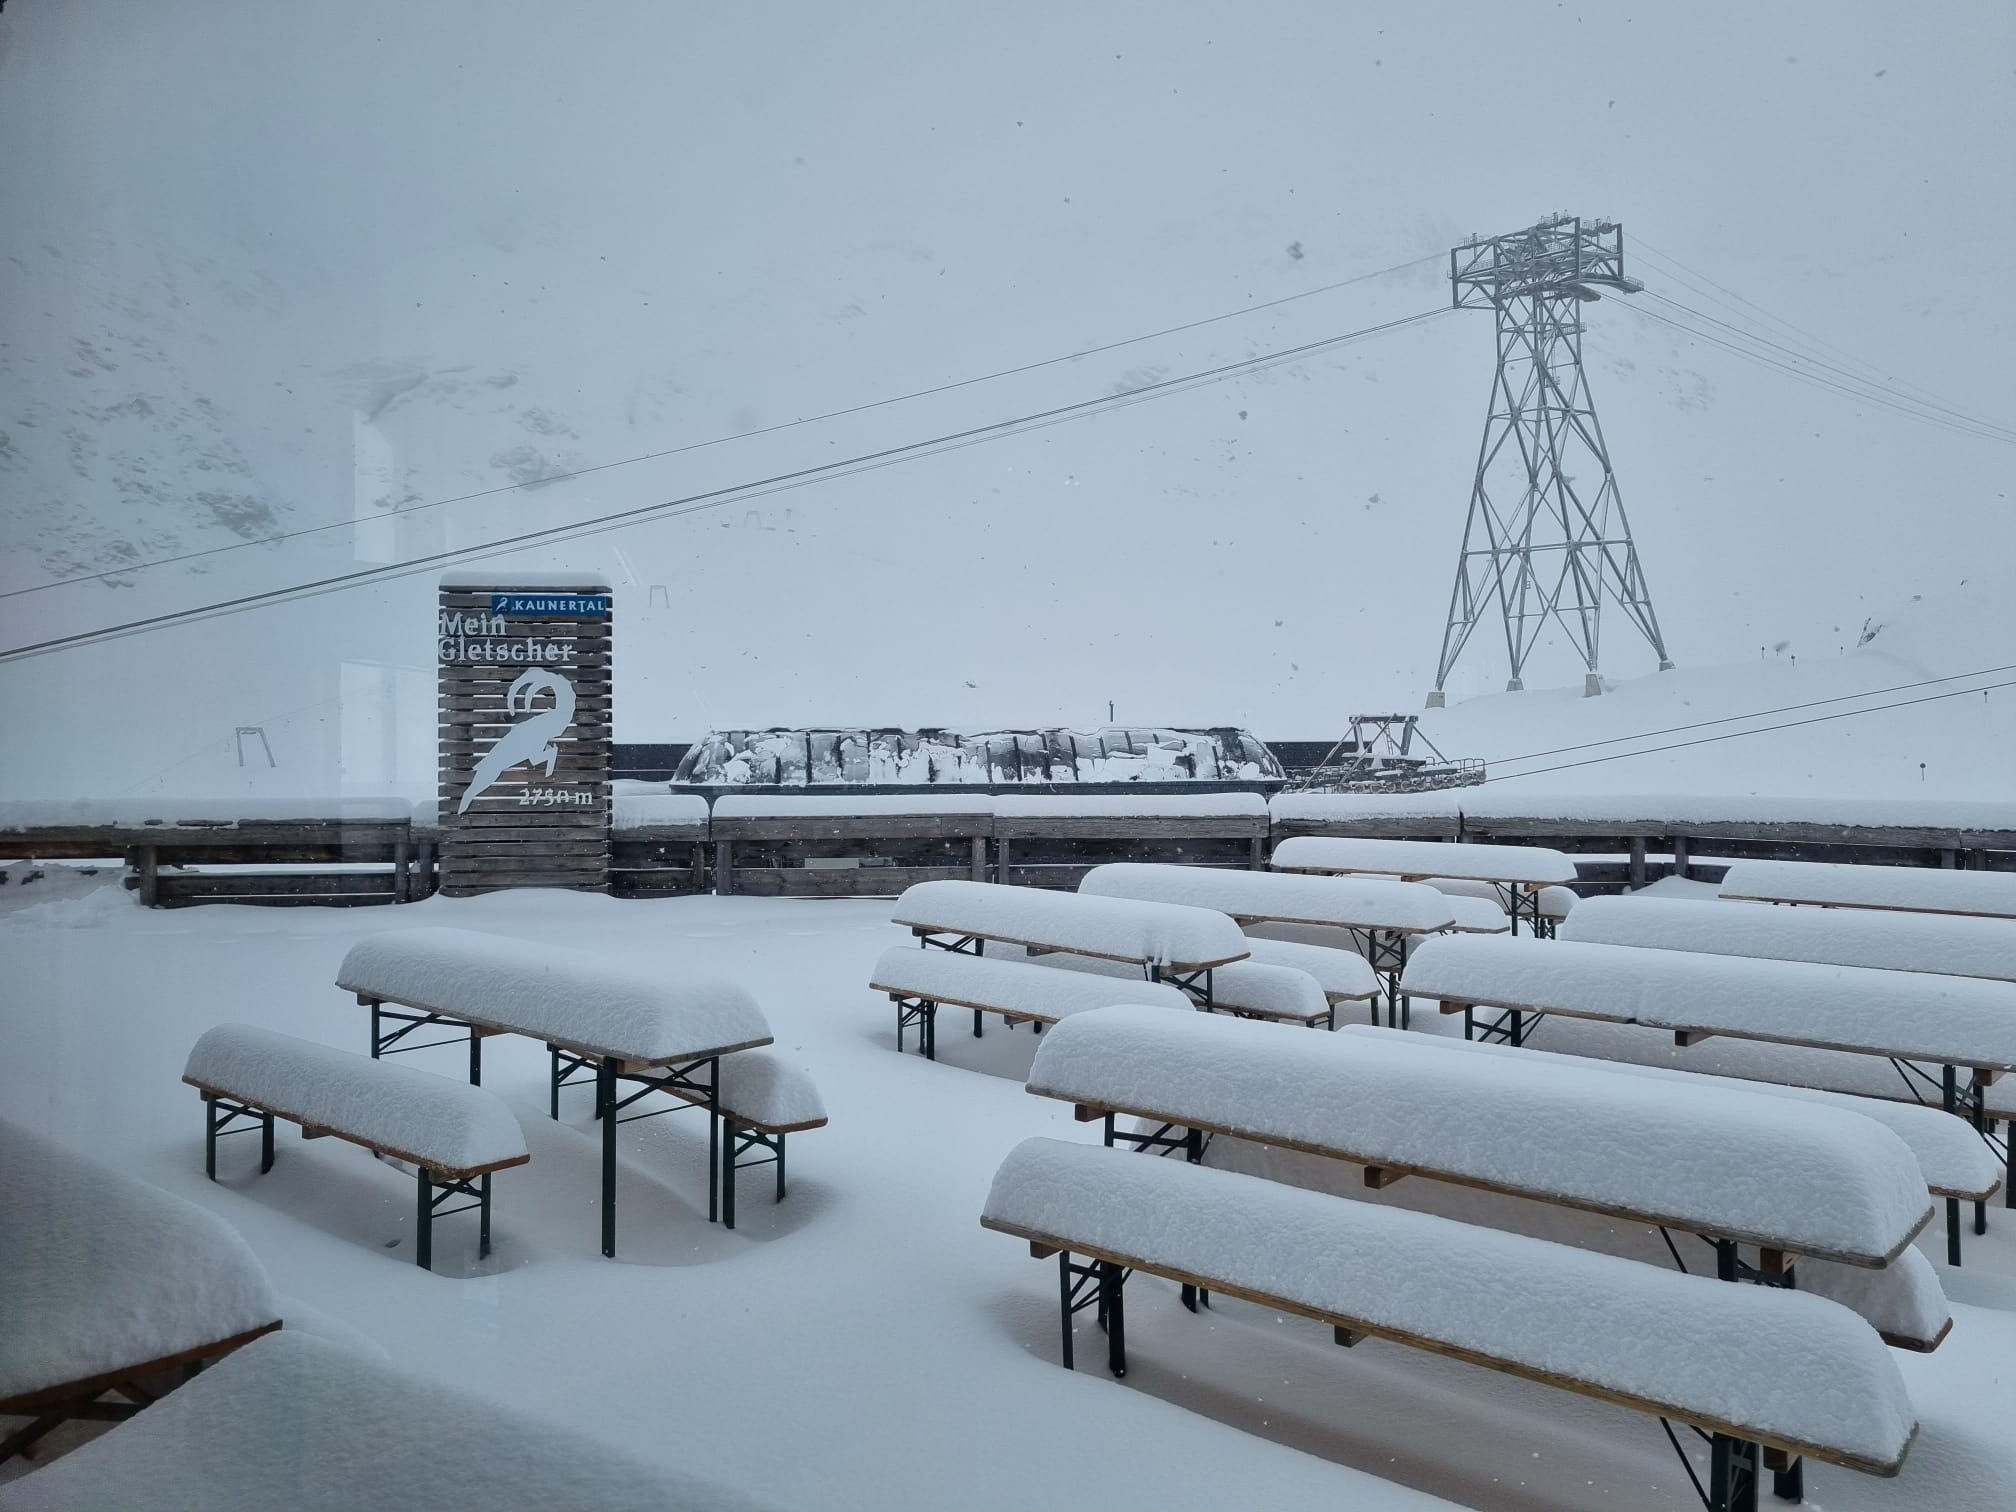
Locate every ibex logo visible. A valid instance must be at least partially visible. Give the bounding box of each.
[459,669,578,813]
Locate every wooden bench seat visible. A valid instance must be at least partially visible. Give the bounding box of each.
[1,1119,282,1465]
[1231,936,1380,1008]
[869,945,1191,1059]
[183,1024,528,1270]
[983,1136,1915,1508]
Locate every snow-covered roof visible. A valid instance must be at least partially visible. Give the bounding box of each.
[1563,893,2016,981]
[1268,790,2016,835]
[1272,836,1577,886]
[869,946,1192,1020]
[982,1137,1915,1472]
[1233,936,1380,1001]
[1401,934,2016,1071]
[991,793,1269,819]
[889,880,1250,970]
[1719,859,2016,920]
[712,794,993,818]
[1078,863,1456,933]
[1027,1007,1930,1265]
[610,793,712,830]
[1338,1025,1998,1201]
[335,927,773,1063]
[183,1025,528,1175]
[0,1119,279,1406]
[0,1331,774,1512]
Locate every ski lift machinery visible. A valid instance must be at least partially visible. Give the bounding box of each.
[1286,714,1485,794]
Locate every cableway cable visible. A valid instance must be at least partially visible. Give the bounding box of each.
[0,307,1451,663]
[2,252,1444,599]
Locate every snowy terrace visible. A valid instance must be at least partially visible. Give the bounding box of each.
[8,874,2016,1512]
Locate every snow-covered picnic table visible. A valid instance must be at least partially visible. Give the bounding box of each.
[335,926,781,1255]
[1076,862,1460,1024]
[982,1136,1917,1498]
[889,879,1248,1002]
[1027,1006,1935,1273]
[1719,858,2016,921]
[0,1332,774,1512]
[1269,836,1578,934]
[0,1120,281,1464]
[1563,893,2016,982]
[868,945,1192,1058]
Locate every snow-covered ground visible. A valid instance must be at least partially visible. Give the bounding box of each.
[5,877,2014,1510]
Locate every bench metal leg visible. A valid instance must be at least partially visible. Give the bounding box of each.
[974,1007,983,1038]
[1764,1447,1803,1503]
[721,1116,738,1230]
[416,1167,434,1271]
[204,1094,217,1179]
[708,1102,719,1224]
[1100,1260,1127,1378]
[776,1133,787,1200]
[599,1057,618,1258]
[479,1173,492,1257]
[1709,1434,1760,1512]
[1058,1251,1076,1370]
[260,1110,274,1174]
[896,997,937,1059]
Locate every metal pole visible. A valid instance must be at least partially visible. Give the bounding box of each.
[599,1057,618,1258]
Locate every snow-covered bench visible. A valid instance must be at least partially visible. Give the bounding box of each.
[1364,1024,2001,1275]
[1024,1006,1944,1348]
[1076,862,1462,1025]
[869,945,1192,1059]
[1270,836,1577,935]
[888,880,1249,1003]
[1564,892,2016,983]
[1227,936,1380,1015]
[183,1025,530,1270]
[982,1137,1916,1507]
[0,1331,769,1512]
[1428,876,1578,935]
[0,1119,281,1464]
[336,926,775,1256]
[1719,858,2016,921]
[990,943,1339,1030]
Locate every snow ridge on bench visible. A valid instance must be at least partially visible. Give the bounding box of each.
[184,1025,528,1174]
[983,1137,1914,1472]
[870,947,1192,1020]
[1078,862,1456,933]
[1339,1024,1999,1202]
[1233,936,1380,1001]
[0,1119,279,1405]
[890,880,1249,969]
[1720,859,2016,919]
[336,927,772,1062]
[1027,1007,1930,1264]
[1272,836,1578,886]
[1402,934,2016,1070]
[1565,893,2016,982]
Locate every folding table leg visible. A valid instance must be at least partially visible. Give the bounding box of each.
[599,1057,618,1258]
[721,1116,738,1230]
[415,1168,434,1271]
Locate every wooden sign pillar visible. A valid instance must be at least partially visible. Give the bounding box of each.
[437,576,612,895]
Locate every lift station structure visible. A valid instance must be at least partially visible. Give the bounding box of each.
[1427,216,1674,705]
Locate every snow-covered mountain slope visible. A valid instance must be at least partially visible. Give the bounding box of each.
[1,2,2010,799]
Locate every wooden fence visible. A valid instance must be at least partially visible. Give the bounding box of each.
[4,795,2010,907]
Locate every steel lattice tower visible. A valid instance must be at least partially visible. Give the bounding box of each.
[1426,216,1673,705]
